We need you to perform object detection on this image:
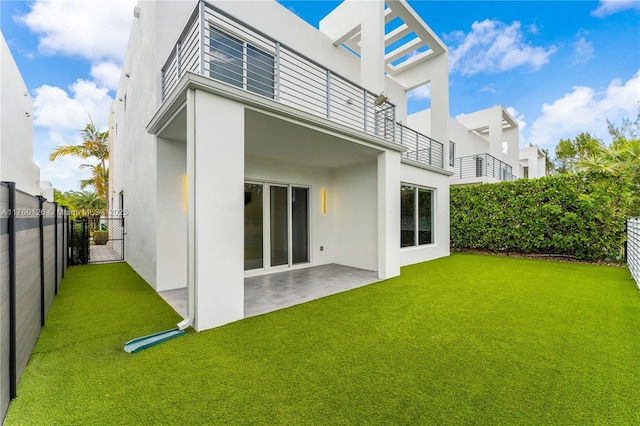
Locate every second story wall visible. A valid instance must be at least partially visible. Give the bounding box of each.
[0,33,41,196]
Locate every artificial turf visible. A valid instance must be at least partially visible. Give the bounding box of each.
[5,255,640,425]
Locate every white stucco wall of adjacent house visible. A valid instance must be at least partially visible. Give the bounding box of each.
[0,33,41,197]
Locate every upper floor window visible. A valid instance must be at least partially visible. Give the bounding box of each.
[209,27,274,99]
[449,141,455,167]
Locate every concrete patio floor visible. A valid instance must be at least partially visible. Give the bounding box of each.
[159,264,379,320]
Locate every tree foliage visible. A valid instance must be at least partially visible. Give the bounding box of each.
[54,189,105,218]
[553,132,604,173]
[450,174,633,262]
[49,120,109,206]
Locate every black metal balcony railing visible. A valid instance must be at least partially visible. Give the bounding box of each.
[160,0,445,170]
[452,154,515,181]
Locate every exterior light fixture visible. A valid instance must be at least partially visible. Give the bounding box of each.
[373,92,388,106]
[133,6,140,18]
[183,175,188,212]
[346,98,353,105]
[125,73,130,78]
[321,188,327,215]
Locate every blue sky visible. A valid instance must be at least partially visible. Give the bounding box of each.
[1,0,639,192]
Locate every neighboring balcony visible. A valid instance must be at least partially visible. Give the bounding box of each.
[160,0,444,170]
[451,154,516,184]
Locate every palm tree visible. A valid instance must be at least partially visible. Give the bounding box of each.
[69,190,106,221]
[49,120,109,207]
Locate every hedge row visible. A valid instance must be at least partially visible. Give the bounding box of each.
[450,174,634,262]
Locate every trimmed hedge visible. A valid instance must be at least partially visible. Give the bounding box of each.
[450,174,633,262]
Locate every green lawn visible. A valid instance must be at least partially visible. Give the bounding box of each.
[6,255,640,425]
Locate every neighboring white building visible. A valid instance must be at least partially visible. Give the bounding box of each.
[110,0,454,331]
[519,145,547,179]
[409,105,546,184]
[0,32,47,198]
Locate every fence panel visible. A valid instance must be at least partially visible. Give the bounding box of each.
[43,201,56,316]
[0,184,10,418]
[13,191,41,383]
[627,217,640,289]
[0,183,68,422]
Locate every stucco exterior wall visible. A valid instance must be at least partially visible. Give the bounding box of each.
[111,1,195,287]
[0,33,40,196]
[399,163,450,266]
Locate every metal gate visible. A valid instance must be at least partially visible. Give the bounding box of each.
[69,216,124,264]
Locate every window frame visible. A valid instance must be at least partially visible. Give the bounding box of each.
[449,141,455,167]
[400,184,435,248]
[209,26,275,99]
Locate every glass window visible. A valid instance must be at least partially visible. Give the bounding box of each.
[449,141,455,167]
[210,28,243,89]
[244,183,264,270]
[418,188,433,245]
[401,185,434,248]
[209,27,275,99]
[247,45,274,98]
[400,185,415,248]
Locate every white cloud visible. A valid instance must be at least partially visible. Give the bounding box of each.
[448,19,557,76]
[571,37,594,65]
[481,84,496,93]
[33,79,112,131]
[90,61,122,91]
[408,84,431,100]
[591,0,640,17]
[15,0,136,62]
[529,70,640,147]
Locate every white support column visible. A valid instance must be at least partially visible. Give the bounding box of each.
[428,53,449,162]
[487,106,504,160]
[192,92,245,331]
[186,89,196,328]
[360,0,386,93]
[377,151,400,279]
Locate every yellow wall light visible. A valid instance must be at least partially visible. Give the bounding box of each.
[183,174,188,212]
[321,187,327,215]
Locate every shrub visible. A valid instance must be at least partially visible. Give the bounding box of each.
[450,173,633,262]
[93,230,109,245]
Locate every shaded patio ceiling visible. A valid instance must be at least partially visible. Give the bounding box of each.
[245,109,382,169]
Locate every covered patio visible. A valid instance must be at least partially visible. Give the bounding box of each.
[159,264,379,320]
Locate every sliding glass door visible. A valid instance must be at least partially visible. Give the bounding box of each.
[292,187,309,264]
[244,182,310,272]
[244,183,264,270]
[270,185,289,267]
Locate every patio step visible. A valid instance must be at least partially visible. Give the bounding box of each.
[124,328,185,354]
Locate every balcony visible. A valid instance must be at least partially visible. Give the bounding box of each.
[451,154,516,182]
[160,0,444,170]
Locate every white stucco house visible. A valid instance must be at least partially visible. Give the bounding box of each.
[518,145,547,179]
[0,32,52,199]
[409,104,546,185]
[110,0,454,331]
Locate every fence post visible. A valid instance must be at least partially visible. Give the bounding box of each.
[54,202,58,295]
[625,219,629,262]
[5,182,17,399]
[38,196,45,326]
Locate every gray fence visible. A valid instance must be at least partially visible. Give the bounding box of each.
[628,217,640,289]
[0,182,68,421]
